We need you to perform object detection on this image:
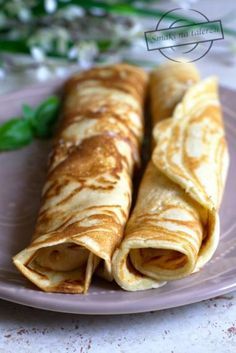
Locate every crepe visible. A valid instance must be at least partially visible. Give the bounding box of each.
[13,64,147,293]
[150,61,200,125]
[112,62,229,291]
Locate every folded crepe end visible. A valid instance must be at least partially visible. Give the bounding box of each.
[129,246,196,281]
[13,241,100,294]
[112,246,166,291]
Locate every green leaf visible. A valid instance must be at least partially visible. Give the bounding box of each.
[31,96,60,138]
[0,95,60,151]
[97,39,113,52]
[0,39,30,55]
[0,118,33,151]
[22,104,36,122]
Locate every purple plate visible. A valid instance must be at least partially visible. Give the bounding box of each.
[0,81,235,315]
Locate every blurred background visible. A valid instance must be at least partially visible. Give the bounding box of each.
[0,0,235,93]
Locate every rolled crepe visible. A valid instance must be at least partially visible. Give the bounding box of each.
[150,61,200,124]
[13,64,147,293]
[112,62,229,291]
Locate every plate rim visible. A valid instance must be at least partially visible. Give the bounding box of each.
[0,277,235,315]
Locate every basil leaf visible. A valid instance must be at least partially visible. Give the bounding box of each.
[22,104,36,122]
[32,96,60,138]
[0,95,60,151]
[0,118,33,151]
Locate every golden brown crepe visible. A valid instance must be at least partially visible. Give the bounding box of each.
[13,64,148,293]
[112,62,229,291]
[150,61,200,125]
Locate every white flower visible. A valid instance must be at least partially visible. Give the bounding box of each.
[36,66,51,81]
[30,46,45,63]
[19,7,31,22]
[68,46,79,60]
[0,68,5,80]
[45,0,57,14]
[29,27,70,55]
[68,41,98,67]
[56,5,85,19]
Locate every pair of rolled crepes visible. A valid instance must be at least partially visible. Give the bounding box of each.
[13,62,229,293]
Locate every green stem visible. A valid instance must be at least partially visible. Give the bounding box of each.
[0,38,119,58]
[0,40,66,58]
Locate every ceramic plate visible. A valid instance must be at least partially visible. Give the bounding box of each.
[0,81,235,315]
